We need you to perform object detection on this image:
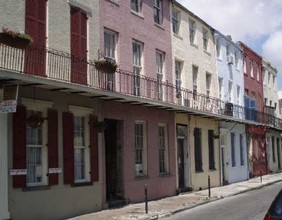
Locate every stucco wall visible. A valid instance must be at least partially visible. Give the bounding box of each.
[102,101,176,202]
[175,114,220,190]
[8,87,103,220]
[220,122,248,184]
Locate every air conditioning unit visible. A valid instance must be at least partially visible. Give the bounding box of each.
[227,55,234,65]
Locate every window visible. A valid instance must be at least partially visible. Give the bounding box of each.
[133,41,143,96]
[154,0,162,25]
[104,30,117,90]
[268,72,271,87]
[235,51,239,69]
[226,45,230,58]
[131,0,142,13]
[216,38,221,58]
[192,66,198,100]
[272,136,276,162]
[156,51,164,100]
[159,124,168,174]
[208,130,215,170]
[172,9,180,35]
[206,72,211,100]
[231,132,236,167]
[263,69,266,85]
[175,60,182,93]
[237,85,240,105]
[228,81,233,102]
[189,19,196,44]
[240,134,244,166]
[135,122,147,176]
[104,30,116,59]
[256,66,260,81]
[74,115,90,182]
[250,61,253,78]
[243,60,247,74]
[218,77,223,100]
[203,28,208,51]
[194,128,202,172]
[26,110,47,186]
[273,76,276,89]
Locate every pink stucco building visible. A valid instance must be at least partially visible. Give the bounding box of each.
[99,0,176,206]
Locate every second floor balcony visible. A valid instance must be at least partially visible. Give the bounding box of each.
[0,44,281,130]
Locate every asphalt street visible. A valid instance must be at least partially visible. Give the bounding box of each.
[163,182,282,220]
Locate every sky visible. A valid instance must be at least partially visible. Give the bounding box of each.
[177,0,282,96]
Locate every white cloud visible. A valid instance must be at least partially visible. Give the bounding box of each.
[176,0,282,42]
[262,31,282,71]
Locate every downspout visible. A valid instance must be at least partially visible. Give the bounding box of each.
[218,120,222,186]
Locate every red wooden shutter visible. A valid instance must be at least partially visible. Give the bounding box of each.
[63,112,74,184]
[48,109,59,185]
[90,114,99,182]
[25,0,46,77]
[71,7,87,85]
[13,105,27,188]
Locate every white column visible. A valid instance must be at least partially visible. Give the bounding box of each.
[0,113,10,220]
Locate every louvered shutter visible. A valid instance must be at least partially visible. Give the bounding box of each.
[71,7,87,85]
[48,109,59,185]
[25,0,47,77]
[90,114,99,182]
[63,112,74,184]
[13,105,27,188]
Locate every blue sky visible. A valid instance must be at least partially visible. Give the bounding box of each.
[177,0,282,94]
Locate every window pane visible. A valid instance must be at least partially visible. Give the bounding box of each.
[27,147,42,184]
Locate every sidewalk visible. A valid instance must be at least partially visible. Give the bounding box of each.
[69,173,282,220]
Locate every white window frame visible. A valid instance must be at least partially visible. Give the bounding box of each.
[218,77,223,100]
[237,85,241,105]
[104,29,117,60]
[256,65,260,81]
[228,80,233,102]
[132,40,143,96]
[135,121,147,176]
[131,0,142,13]
[70,106,92,183]
[189,19,196,44]
[250,61,253,78]
[23,99,52,187]
[156,51,164,100]
[153,0,162,25]
[159,123,169,174]
[175,60,182,92]
[216,38,221,59]
[172,8,180,35]
[206,72,211,99]
[235,51,239,69]
[243,60,247,74]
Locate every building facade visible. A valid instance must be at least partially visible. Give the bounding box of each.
[214,31,248,184]
[262,58,282,173]
[171,2,220,191]
[240,42,267,177]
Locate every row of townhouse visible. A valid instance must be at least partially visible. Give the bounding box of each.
[0,0,281,219]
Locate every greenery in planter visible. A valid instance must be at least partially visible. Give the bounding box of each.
[0,27,33,49]
[26,112,45,128]
[94,57,117,74]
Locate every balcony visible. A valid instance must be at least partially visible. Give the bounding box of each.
[0,44,281,130]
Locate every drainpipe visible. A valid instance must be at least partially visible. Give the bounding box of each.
[218,120,222,186]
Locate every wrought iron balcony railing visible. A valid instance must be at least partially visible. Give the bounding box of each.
[0,44,282,129]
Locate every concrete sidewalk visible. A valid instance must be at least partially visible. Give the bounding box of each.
[69,173,282,220]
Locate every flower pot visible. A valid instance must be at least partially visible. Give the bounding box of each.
[94,57,117,74]
[0,33,32,49]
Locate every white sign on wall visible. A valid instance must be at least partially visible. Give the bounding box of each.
[0,84,18,113]
[0,100,17,113]
[10,169,27,176]
[48,168,62,174]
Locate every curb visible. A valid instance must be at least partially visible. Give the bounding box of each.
[147,179,282,220]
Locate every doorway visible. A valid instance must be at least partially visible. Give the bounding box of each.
[104,119,124,203]
[277,138,281,170]
[178,139,185,189]
[220,132,229,185]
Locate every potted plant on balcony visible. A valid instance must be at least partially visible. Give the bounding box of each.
[94,57,117,74]
[26,112,45,128]
[0,27,33,49]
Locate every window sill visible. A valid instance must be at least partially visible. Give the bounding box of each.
[105,0,119,6]
[154,23,165,30]
[72,181,93,187]
[204,50,211,56]
[209,168,216,172]
[159,172,170,177]
[131,10,144,19]
[173,33,183,40]
[190,42,198,49]
[135,175,148,180]
[23,185,50,192]
[195,170,203,173]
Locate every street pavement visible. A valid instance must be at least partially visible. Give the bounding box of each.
[69,173,282,220]
[163,182,282,220]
